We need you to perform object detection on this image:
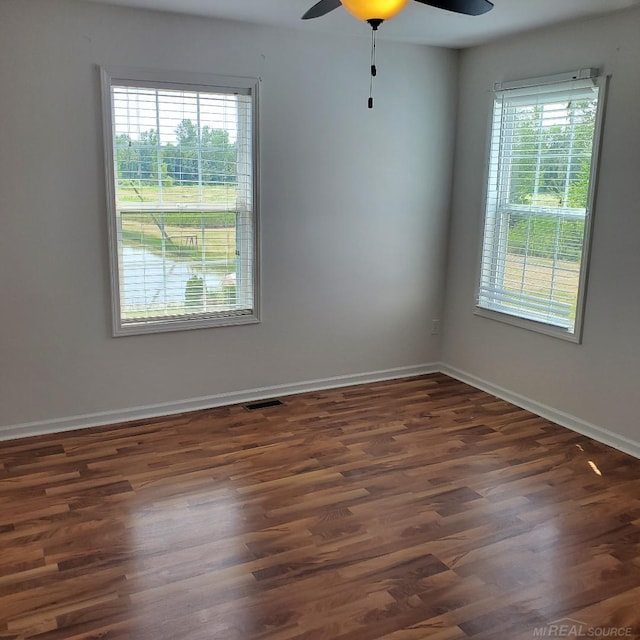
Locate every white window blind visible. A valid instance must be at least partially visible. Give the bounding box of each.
[101,69,259,335]
[477,71,604,338]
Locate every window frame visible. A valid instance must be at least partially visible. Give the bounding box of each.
[100,66,261,337]
[474,69,608,343]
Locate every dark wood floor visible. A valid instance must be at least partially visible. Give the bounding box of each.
[1,374,640,640]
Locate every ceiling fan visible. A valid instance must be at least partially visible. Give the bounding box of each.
[302,0,494,23]
[301,0,494,107]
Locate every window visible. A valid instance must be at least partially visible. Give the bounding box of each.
[101,68,260,335]
[477,69,606,341]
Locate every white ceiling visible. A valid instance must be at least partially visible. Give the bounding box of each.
[80,0,640,47]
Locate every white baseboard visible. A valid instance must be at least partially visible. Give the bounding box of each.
[0,363,440,442]
[4,362,638,461]
[439,363,640,460]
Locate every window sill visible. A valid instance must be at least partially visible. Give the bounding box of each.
[113,312,260,337]
[474,306,582,344]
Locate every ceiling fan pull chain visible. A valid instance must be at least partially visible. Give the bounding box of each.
[369,26,377,109]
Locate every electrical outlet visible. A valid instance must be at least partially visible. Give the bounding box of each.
[431,319,441,335]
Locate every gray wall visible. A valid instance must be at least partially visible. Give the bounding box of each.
[0,0,457,431]
[442,7,640,444]
[3,0,636,449]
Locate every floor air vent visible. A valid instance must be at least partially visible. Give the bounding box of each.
[244,399,284,411]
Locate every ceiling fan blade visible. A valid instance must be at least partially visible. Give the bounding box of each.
[414,0,493,16]
[302,0,342,19]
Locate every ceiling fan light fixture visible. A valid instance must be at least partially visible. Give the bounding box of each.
[340,0,409,22]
